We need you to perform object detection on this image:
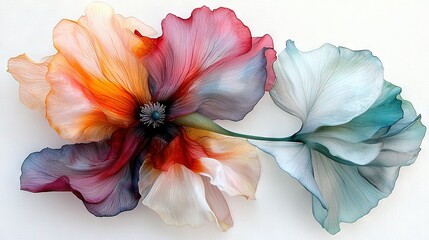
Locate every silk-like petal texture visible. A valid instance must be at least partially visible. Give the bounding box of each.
[307,84,424,234]
[8,2,157,142]
[12,3,273,229]
[188,128,260,199]
[7,54,51,110]
[271,40,384,134]
[250,141,324,206]
[139,128,260,230]
[251,41,425,234]
[20,129,145,216]
[47,2,156,142]
[145,6,276,121]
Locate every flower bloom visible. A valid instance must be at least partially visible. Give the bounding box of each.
[8,3,275,230]
[252,40,426,234]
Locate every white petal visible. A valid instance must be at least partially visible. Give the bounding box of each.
[249,140,324,205]
[302,134,383,165]
[142,164,214,227]
[198,156,259,199]
[202,176,233,231]
[271,40,384,133]
[382,116,425,153]
[138,158,162,198]
[185,128,260,199]
[370,116,425,167]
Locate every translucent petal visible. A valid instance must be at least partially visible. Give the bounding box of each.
[20,129,144,216]
[7,54,51,110]
[188,128,260,199]
[249,141,324,205]
[271,40,384,133]
[370,115,426,167]
[202,176,233,231]
[142,164,215,227]
[146,6,275,121]
[311,150,388,234]
[305,81,403,143]
[47,2,156,141]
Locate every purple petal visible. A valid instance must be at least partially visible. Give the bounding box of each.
[20,129,145,216]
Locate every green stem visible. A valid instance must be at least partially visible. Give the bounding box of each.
[173,113,293,142]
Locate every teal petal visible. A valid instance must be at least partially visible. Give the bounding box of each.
[311,150,388,234]
[370,115,426,167]
[383,98,422,137]
[271,40,384,134]
[357,166,400,194]
[294,80,403,165]
[328,81,403,141]
[302,135,383,165]
[255,40,425,235]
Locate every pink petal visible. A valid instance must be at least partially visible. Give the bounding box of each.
[146,6,276,120]
[202,176,233,231]
[7,54,51,110]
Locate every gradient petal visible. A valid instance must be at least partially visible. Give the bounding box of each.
[311,150,387,234]
[7,54,51,110]
[186,128,260,199]
[46,54,119,142]
[301,135,383,165]
[141,164,215,227]
[304,81,403,143]
[20,129,145,216]
[370,115,426,167]
[249,141,324,205]
[139,127,259,230]
[47,2,155,141]
[202,176,233,231]
[255,41,424,235]
[146,6,275,120]
[271,40,384,134]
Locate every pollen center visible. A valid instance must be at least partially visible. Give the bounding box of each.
[140,102,166,128]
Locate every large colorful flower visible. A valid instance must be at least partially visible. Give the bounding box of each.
[8,3,275,230]
[251,40,426,234]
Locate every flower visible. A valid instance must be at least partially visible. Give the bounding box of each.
[8,3,276,230]
[251,40,426,234]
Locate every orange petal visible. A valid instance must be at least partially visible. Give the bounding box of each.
[7,54,51,110]
[149,128,207,172]
[45,2,156,141]
[46,54,119,142]
[63,2,154,104]
[185,128,261,199]
[149,127,260,199]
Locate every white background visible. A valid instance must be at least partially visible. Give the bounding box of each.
[1,0,428,239]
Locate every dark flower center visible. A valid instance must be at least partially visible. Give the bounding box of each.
[139,102,166,128]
